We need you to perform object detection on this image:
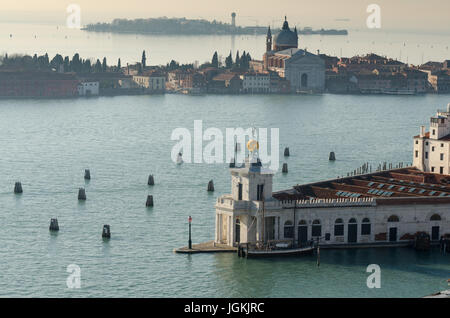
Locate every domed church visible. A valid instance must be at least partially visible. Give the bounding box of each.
[263,17,325,93]
[273,17,298,51]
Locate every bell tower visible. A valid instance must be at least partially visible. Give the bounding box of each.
[266,26,272,52]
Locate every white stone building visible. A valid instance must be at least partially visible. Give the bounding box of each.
[414,104,450,174]
[215,113,450,248]
[77,81,99,96]
[240,73,270,93]
[133,73,166,92]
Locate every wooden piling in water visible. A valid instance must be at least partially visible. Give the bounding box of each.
[102,225,111,239]
[146,195,154,207]
[148,174,154,186]
[282,163,288,173]
[84,169,91,180]
[329,152,336,161]
[49,218,59,231]
[207,180,215,192]
[284,147,290,157]
[78,188,86,200]
[14,182,23,194]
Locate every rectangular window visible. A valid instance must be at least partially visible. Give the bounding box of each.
[415,140,418,144]
[440,167,444,174]
[432,129,436,135]
[257,184,264,201]
[361,224,371,235]
[440,153,444,160]
[334,224,344,236]
[284,226,294,239]
[415,151,418,158]
[432,167,435,172]
[238,183,243,201]
[312,226,321,237]
[432,146,435,152]
[441,143,444,147]
[425,152,428,159]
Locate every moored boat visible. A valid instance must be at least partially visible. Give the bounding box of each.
[238,241,315,258]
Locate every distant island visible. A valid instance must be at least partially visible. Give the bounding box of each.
[83,17,348,36]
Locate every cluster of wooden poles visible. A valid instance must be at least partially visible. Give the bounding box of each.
[12,168,218,239]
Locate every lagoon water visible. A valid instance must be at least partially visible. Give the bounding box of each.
[0,93,449,297]
[0,22,449,66]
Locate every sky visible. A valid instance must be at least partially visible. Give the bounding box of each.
[1,0,450,33]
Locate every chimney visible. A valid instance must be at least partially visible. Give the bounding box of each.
[420,126,425,137]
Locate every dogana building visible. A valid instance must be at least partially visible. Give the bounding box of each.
[214,106,450,248]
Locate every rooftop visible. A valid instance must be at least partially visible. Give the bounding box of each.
[273,168,450,205]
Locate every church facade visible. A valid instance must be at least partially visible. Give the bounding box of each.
[263,18,325,93]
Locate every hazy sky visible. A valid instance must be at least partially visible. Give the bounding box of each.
[2,0,450,32]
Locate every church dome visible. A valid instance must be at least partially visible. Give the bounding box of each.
[274,17,298,51]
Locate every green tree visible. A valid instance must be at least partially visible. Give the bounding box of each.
[94,59,102,72]
[235,50,240,68]
[211,51,219,68]
[102,57,107,72]
[117,58,121,71]
[71,53,82,73]
[225,51,233,69]
[63,56,70,72]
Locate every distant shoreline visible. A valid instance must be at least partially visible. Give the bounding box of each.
[82,17,348,37]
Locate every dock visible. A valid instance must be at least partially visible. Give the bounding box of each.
[174,241,237,254]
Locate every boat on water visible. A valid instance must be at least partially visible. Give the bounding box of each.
[382,88,416,95]
[238,241,315,258]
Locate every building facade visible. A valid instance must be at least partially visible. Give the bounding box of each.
[414,104,450,174]
[215,110,450,248]
[77,81,99,96]
[240,73,270,93]
[133,72,166,92]
[263,18,325,93]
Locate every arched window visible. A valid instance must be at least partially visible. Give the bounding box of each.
[430,214,441,221]
[349,218,357,224]
[334,218,344,236]
[301,73,308,88]
[284,221,294,239]
[361,218,371,235]
[298,220,307,225]
[312,219,321,237]
[388,215,399,222]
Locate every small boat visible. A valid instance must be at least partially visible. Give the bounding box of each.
[176,152,183,165]
[238,241,315,258]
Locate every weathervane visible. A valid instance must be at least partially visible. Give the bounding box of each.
[247,127,259,162]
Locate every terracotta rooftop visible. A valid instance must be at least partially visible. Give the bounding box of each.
[273,167,450,205]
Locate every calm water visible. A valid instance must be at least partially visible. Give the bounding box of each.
[0,23,449,65]
[0,94,449,297]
